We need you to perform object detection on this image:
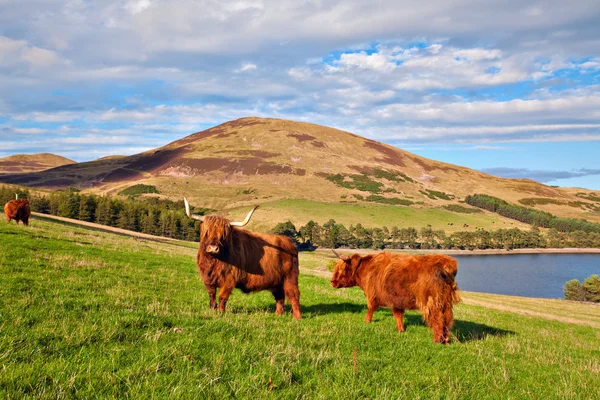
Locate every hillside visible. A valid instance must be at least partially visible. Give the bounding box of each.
[1,117,599,224]
[1,216,599,398]
[0,153,75,174]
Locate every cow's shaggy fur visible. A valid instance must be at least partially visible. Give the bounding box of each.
[331,252,460,343]
[4,199,31,226]
[195,215,302,319]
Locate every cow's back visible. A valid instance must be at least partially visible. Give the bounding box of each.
[243,232,298,291]
[362,253,458,309]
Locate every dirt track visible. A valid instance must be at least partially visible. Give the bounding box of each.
[31,212,184,243]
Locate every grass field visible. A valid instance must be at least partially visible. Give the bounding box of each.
[229,198,529,233]
[1,218,599,399]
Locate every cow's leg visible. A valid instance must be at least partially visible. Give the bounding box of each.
[205,284,217,309]
[365,300,378,323]
[283,277,302,320]
[429,308,447,344]
[392,307,405,332]
[441,306,454,344]
[217,284,235,312]
[271,286,285,315]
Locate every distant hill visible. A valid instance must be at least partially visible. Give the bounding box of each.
[95,155,126,161]
[1,117,599,224]
[0,153,76,174]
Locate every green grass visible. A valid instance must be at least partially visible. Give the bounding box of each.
[443,204,484,214]
[1,218,599,398]
[239,199,529,233]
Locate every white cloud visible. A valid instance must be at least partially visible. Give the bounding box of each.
[236,62,257,72]
[0,36,62,68]
[124,0,152,15]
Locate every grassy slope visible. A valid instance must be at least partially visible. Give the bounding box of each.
[1,219,599,398]
[233,199,530,233]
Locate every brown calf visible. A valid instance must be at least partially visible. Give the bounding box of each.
[331,251,460,343]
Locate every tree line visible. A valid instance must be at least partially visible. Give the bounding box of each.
[3,185,600,249]
[0,186,202,241]
[466,194,600,234]
[271,219,600,250]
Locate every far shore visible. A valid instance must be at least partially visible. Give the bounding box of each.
[316,247,600,256]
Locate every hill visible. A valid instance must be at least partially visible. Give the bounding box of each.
[1,215,598,398]
[1,117,599,225]
[0,153,75,174]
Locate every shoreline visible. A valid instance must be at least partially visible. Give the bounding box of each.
[315,247,600,256]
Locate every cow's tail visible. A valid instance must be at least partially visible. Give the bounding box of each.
[291,251,300,276]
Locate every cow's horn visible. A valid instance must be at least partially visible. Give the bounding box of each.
[183,197,205,222]
[15,193,18,200]
[230,206,259,227]
[331,249,349,260]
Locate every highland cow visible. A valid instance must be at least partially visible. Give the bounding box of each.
[331,251,460,344]
[184,197,301,319]
[4,195,31,226]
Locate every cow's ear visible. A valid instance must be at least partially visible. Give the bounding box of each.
[349,254,362,276]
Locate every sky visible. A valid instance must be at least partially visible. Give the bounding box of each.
[1,0,600,189]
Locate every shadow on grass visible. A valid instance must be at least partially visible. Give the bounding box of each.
[453,320,515,342]
[301,302,367,315]
[226,302,367,317]
[228,301,515,342]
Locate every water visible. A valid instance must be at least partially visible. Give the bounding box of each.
[454,253,600,299]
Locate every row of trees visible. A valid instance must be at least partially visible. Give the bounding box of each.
[466,194,600,234]
[564,275,600,302]
[0,186,202,241]
[272,219,600,250]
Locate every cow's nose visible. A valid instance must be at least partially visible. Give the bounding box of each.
[206,245,219,254]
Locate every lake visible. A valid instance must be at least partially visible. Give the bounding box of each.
[454,253,600,299]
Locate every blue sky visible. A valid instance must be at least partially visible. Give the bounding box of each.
[1,0,600,189]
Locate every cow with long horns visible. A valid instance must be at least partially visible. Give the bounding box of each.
[330,250,460,344]
[184,198,302,319]
[4,194,31,226]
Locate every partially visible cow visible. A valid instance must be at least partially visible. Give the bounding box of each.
[330,251,460,344]
[4,194,31,226]
[184,197,302,319]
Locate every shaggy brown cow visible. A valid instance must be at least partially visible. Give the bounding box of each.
[331,251,460,344]
[4,195,31,226]
[184,197,301,319]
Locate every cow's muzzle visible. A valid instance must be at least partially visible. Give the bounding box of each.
[206,245,220,255]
